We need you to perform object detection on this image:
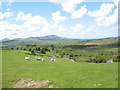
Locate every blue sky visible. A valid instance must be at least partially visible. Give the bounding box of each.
[0,0,119,40]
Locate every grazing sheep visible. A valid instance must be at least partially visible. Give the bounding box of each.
[70,59,75,62]
[53,59,56,61]
[41,58,44,61]
[51,59,57,61]
[25,57,30,60]
[35,57,41,60]
[50,59,54,61]
[106,60,113,63]
[50,59,60,62]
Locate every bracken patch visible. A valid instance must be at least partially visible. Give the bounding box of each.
[12,79,56,88]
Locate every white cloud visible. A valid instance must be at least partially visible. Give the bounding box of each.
[1,11,86,40]
[61,0,84,13]
[0,11,96,40]
[111,25,118,30]
[88,3,117,27]
[15,11,33,21]
[48,0,66,3]
[6,8,10,11]
[0,21,9,25]
[52,11,66,23]
[113,0,120,7]
[95,16,106,22]
[70,24,84,32]
[49,0,84,13]
[70,24,96,34]
[1,1,117,40]
[49,0,87,19]
[71,5,87,18]
[0,11,50,39]
[98,8,118,26]
[0,11,67,40]
[1,12,12,18]
[0,20,20,40]
[88,3,114,17]
[86,25,96,33]
[15,11,25,21]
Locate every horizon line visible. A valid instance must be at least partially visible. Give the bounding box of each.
[1,35,119,41]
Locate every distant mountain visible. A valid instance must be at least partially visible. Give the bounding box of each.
[1,35,119,47]
[0,38,11,42]
[27,35,62,40]
[1,35,68,46]
[13,38,22,40]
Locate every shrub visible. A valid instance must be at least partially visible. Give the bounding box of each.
[41,49,46,54]
[31,50,35,55]
[113,55,120,62]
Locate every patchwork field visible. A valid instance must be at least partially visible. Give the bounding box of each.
[2,50,118,88]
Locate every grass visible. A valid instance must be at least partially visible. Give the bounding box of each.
[2,50,118,88]
[0,50,2,89]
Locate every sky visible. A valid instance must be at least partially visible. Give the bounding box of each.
[0,0,119,40]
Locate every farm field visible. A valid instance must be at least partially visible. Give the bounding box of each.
[1,0,119,88]
[2,50,118,88]
[0,50,2,89]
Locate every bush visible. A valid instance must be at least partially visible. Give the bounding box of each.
[89,57,106,63]
[113,55,120,62]
[41,49,46,54]
[31,50,35,55]
[29,48,31,51]
[69,54,74,57]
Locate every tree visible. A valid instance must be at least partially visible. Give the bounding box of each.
[41,49,46,54]
[50,45,54,50]
[37,47,41,51]
[101,53,104,55]
[113,55,120,62]
[60,54,64,58]
[11,48,13,50]
[23,48,26,50]
[29,48,31,51]
[69,54,74,57]
[56,50,58,53]
[63,53,65,55]
[31,50,35,55]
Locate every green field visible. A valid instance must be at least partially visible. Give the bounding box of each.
[2,50,118,88]
[0,50,2,89]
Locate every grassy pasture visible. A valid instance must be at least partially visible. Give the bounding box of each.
[2,50,118,88]
[0,50,2,89]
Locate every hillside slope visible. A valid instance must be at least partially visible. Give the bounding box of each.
[1,35,119,48]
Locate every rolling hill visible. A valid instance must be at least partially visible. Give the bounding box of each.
[27,35,62,40]
[1,35,119,48]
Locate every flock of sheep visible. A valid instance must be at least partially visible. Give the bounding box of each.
[25,57,60,62]
[25,57,76,62]
[25,57,113,63]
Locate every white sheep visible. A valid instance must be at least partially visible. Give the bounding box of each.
[51,59,56,61]
[71,59,75,62]
[35,57,41,60]
[53,59,56,61]
[50,59,54,61]
[106,60,113,63]
[25,57,30,60]
[41,58,44,61]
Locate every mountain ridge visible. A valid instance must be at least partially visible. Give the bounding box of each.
[1,35,119,42]
[1,35,118,47]
[26,35,63,40]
